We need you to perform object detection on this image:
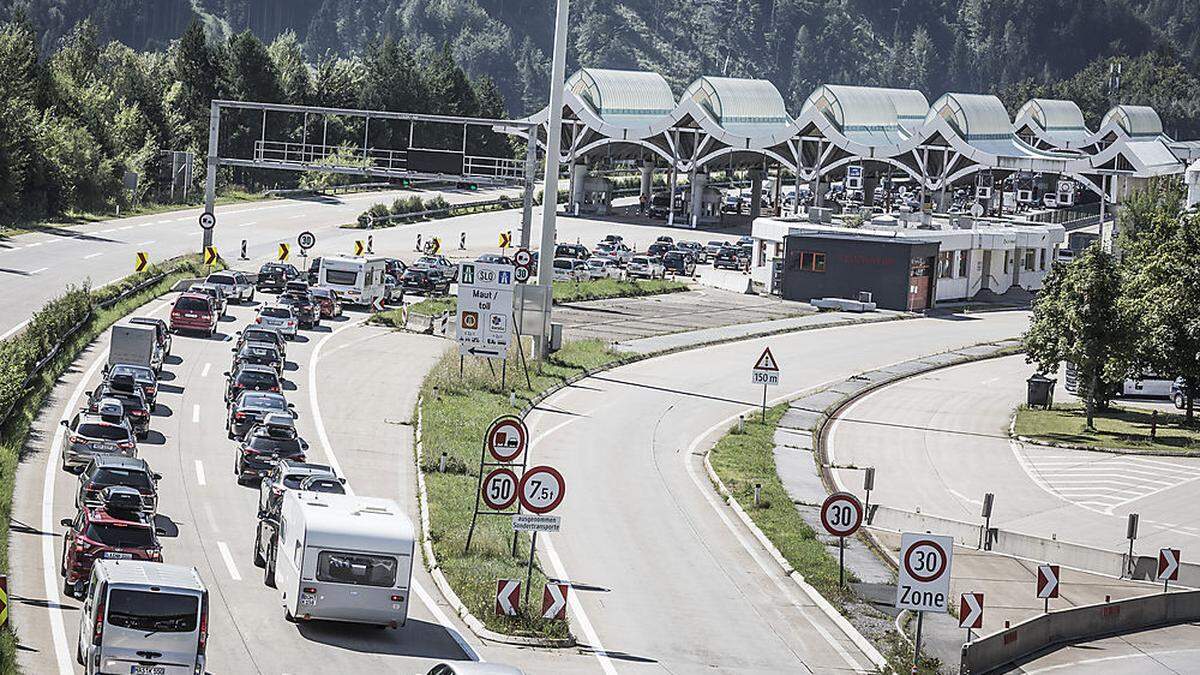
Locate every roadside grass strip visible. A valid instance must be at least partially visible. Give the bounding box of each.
[1016,403,1200,453]
[706,404,857,604]
[0,254,212,668]
[418,339,617,639]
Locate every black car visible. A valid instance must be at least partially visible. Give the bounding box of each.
[103,363,158,408]
[231,342,283,375]
[236,325,287,361]
[306,257,322,285]
[224,363,282,405]
[227,390,293,440]
[257,263,300,292]
[662,250,696,276]
[476,253,513,265]
[383,258,407,282]
[401,268,451,295]
[86,378,151,439]
[279,291,320,328]
[554,244,589,260]
[647,242,672,258]
[236,415,308,483]
[76,455,161,514]
[713,246,748,271]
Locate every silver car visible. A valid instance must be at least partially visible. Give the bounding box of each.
[415,255,458,281]
[586,257,623,279]
[627,255,665,279]
[206,271,255,304]
[60,411,136,471]
[256,304,298,338]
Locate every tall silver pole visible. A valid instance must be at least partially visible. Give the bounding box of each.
[535,0,570,356]
[203,101,220,252]
[520,132,538,249]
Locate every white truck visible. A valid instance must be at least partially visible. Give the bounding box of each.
[267,491,414,629]
[109,321,163,373]
[318,255,387,307]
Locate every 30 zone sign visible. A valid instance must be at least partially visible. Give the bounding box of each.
[895,532,954,613]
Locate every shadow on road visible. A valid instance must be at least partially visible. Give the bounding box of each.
[0,267,34,276]
[164,354,184,366]
[141,430,167,446]
[295,617,472,660]
[152,403,173,418]
[587,375,760,408]
[10,517,56,537]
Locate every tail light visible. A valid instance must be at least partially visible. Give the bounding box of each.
[145,386,156,397]
[255,317,262,324]
[269,386,279,392]
[234,412,247,420]
[197,593,209,656]
[303,587,317,594]
[93,595,106,645]
[391,594,404,602]
[68,435,83,445]
[117,441,135,450]
[294,454,306,462]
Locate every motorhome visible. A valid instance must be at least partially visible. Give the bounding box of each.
[77,560,208,675]
[317,255,387,307]
[268,491,415,628]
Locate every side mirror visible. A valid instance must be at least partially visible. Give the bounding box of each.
[287,403,295,408]
[235,330,243,336]
[60,420,69,427]
[60,518,73,528]
[339,477,346,484]
[153,473,163,481]
[222,372,230,377]
[85,390,92,397]
[231,348,237,353]
[300,440,309,450]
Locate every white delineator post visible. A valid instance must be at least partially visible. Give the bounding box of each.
[534,0,571,356]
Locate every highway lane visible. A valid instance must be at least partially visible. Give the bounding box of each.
[9,292,598,674]
[825,354,1200,553]
[522,310,1032,673]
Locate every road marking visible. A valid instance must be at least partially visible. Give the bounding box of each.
[236,220,257,228]
[118,225,133,230]
[30,267,48,274]
[541,535,619,675]
[83,252,103,259]
[948,488,983,506]
[1022,647,1200,673]
[201,362,211,377]
[195,460,206,486]
[0,318,31,341]
[156,219,172,224]
[1013,445,1200,515]
[137,240,155,245]
[99,228,116,233]
[24,242,42,247]
[216,542,242,581]
[138,222,153,227]
[192,404,200,423]
[204,504,221,533]
[287,214,305,219]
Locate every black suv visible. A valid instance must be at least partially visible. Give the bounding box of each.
[86,377,151,439]
[257,263,300,292]
[76,455,161,514]
[662,250,696,276]
[713,246,748,271]
[236,325,287,361]
[279,290,320,328]
[231,342,283,375]
[554,244,590,260]
[224,363,282,405]
[402,268,451,296]
[227,390,293,440]
[235,415,308,483]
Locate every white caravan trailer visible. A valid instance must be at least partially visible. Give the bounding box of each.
[318,255,387,307]
[270,491,414,628]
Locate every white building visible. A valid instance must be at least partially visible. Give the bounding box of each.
[751,214,1066,302]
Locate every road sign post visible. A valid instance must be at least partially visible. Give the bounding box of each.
[1159,548,1180,592]
[896,532,954,671]
[456,261,516,363]
[135,251,149,273]
[820,492,864,588]
[980,492,995,550]
[464,416,530,554]
[518,465,566,605]
[1125,513,1140,578]
[751,347,780,422]
[203,246,218,268]
[542,582,569,620]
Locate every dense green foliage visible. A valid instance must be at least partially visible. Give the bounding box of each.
[0,14,505,226]
[7,1,1200,136]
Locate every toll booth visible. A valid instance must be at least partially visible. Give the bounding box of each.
[779,231,940,311]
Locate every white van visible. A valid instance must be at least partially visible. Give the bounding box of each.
[110,321,163,374]
[318,255,387,307]
[77,560,208,675]
[268,491,414,628]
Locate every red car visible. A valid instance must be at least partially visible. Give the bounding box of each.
[60,504,163,598]
[310,287,343,319]
[170,292,218,337]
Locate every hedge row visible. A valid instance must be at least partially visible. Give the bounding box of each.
[356,194,456,227]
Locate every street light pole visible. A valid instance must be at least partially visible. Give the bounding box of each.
[535,0,571,356]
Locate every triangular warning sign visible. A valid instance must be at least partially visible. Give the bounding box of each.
[754,347,779,371]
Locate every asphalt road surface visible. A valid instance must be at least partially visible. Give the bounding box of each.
[522,310,1032,673]
[9,292,600,674]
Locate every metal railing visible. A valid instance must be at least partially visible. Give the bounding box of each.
[253,141,527,183]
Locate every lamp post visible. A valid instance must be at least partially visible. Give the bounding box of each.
[535,0,571,356]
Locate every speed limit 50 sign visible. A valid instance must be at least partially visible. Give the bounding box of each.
[896,532,954,612]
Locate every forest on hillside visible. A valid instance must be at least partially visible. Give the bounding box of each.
[5,0,1200,136]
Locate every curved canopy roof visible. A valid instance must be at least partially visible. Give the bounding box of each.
[927,93,1014,140]
[1014,98,1091,148]
[1101,105,1164,138]
[565,68,676,129]
[682,76,792,138]
[801,84,929,146]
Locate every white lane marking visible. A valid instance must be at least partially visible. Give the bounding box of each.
[287,214,305,219]
[192,404,200,423]
[0,318,31,341]
[201,362,211,378]
[1022,647,1200,674]
[25,241,42,247]
[236,221,257,228]
[308,317,480,658]
[31,267,48,274]
[948,488,983,506]
[156,219,173,224]
[138,222,153,227]
[195,460,207,486]
[541,536,619,675]
[118,225,133,231]
[83,252,103,259]
[98,228,116,233]
[216,542,242,581]
[137,240,155,245]
[174,217,191,222]
[204,504,221,533]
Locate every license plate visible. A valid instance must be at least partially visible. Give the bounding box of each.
[103,551,133,559]
[97,443,116,451]
[131,666,165,675]
[299,596,317,607]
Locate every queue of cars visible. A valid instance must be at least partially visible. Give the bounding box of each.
[548,233,751,282]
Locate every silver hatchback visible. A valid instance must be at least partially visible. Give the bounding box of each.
[60,411,136,472]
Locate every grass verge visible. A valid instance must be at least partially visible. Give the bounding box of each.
[419,339,620,638]
[0,255,213,670]
[1015,403,1200,453]
[707,403,856,604]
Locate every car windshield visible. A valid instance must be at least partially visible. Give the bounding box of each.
[110,365,154,381]
[631,258,649,265]
[260,307,291,319]
[76,423,130,441]
[587,260,606,268]
[553,260,572,270]
[83,522,154,548]
[282,474,314,489]
[246,435,301,454]
[244,329,278,343]
[665,252,683,261]
[316,550,397,587]
[174,297,209,312]
[239,392,286,410]
[106,590,198,633]
[90,467,154,491]
[237,371,278,387]
[417,257,440,266]
[207,274,235,285]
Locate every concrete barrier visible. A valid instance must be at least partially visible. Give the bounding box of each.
[961,589,1200,673]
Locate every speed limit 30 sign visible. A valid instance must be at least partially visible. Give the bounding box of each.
[896,532,954,612]
[820,492,863,538]
[481,468,519,511]
[519,466,565,514]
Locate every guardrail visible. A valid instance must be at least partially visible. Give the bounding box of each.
[263,182,394,198]
[364,197,517,228]
[960,589,1200,674]
[0,270,168,429]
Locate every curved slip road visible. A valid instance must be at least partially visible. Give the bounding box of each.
[523,309,1032,673]
[824,353,1200,674]
[9,293,595,674]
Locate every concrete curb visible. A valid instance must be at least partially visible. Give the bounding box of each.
[411,397,577,649]
[702,450,892,671]
[1011,433,1200,458]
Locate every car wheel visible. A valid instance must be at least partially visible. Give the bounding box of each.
[76,639,84,666]
[284,606,295,623]
[235,456,241,476]
[253,527,266,568]
[1175,393,1186,410]
[264,541,277,588]
[63,578,75,598]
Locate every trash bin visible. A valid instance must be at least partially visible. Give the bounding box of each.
[1027,373,1055,408]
